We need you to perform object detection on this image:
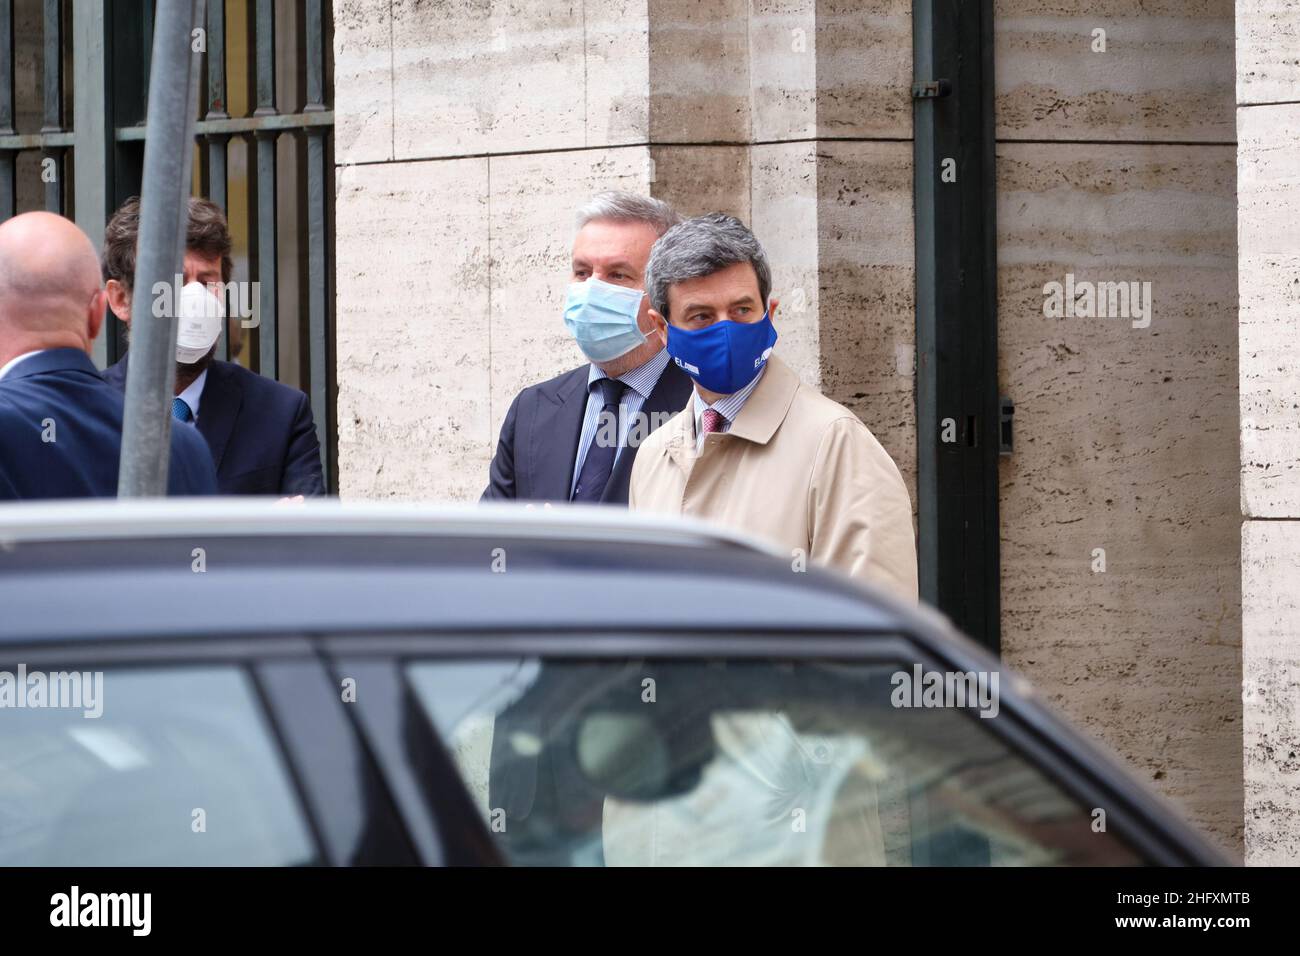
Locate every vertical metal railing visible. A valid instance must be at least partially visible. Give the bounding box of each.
[203,0,230,360]
[40,0,63,213]
[0,0,16,222]
[253,0,278,380]
[304,0,331,491]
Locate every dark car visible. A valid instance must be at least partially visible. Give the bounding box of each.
[0,500,1228,866]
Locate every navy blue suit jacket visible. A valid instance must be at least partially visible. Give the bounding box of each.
[104,356,324,497]
[0,348,217,500]
[481,358,693,505]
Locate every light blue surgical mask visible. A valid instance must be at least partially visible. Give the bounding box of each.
[564,277,647,363]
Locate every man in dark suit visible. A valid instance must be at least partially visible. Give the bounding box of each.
[0,212,217,499]
[99,197,324,497]
[482,191,693,505]
[482,192,692,865]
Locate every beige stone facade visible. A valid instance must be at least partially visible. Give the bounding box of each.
[333,0,1267,859]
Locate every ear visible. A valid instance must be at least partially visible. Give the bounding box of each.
[767,297,779,323]
[105,279,132,324]
[87,289,107,343]
[648,308,670,349]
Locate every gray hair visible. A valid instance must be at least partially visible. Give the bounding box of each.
[644,213,771,320]
[575,191,680,238]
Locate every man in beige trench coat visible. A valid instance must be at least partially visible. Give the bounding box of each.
[601,213,918,866]
[628,212,918,602]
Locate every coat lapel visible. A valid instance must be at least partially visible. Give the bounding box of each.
[196,361,242,473]
[602,360,694,502]
[529,369,589,501]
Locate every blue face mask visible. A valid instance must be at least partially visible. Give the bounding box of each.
[563,277,648,363]
[665,311,778,395]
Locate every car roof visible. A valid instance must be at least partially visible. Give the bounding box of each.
[0,499,936,642]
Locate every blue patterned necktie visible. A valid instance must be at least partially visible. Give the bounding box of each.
[171,397,193,423]
[571,378,628,502]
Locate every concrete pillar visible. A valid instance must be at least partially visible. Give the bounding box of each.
[1237,0,1300,866]
[995,0,1241,856]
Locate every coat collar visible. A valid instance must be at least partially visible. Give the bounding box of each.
[1,348,100,381]
[727,353,800,445]
[661,352,800,468]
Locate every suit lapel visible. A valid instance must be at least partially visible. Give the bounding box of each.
[529,369,589,501]
[196,361,243,473]
[601,360,694,503]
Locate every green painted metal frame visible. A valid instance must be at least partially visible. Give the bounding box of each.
[913,0,1003,653]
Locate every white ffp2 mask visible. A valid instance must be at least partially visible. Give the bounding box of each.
[175,281,224,364]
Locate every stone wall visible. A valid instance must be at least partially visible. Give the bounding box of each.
[995,0,1242,856]
[1237,0,1300,866]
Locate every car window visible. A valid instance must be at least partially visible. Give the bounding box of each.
[0,664,319,866]
[405,658,1143,867]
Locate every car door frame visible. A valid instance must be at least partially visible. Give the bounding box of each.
[320,627,1229,867]
[0,635,427,866]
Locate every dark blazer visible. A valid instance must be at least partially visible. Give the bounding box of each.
[482,356,693,505]
[104,355,324,497]
[0,348,217,500]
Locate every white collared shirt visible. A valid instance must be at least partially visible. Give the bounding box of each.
[0,349,46,383]
[692,366,767,452]
[175,367,209,422]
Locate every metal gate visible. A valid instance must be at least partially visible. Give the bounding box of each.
[0,0,336,490]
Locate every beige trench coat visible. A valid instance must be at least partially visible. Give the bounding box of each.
[604,355,918,866]
[629,353,919,602]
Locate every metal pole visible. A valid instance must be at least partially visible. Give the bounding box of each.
[41,0,64,214]
[912,0,1001,653]
[118,0,207,497]
[252,0,278,378]
[72,0,112,367]
[0,0,17,223]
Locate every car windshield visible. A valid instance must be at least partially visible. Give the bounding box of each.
[406,657,1143,866]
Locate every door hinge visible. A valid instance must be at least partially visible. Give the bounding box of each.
[999,396,1015,456]
[911,79,951,99]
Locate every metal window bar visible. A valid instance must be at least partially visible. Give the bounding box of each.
[0,0,14,222]
[204,0,230,359]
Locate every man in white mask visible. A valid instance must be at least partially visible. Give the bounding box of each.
[100,196,324,496]
[481,191,693,505]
